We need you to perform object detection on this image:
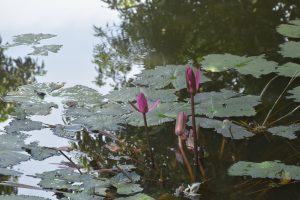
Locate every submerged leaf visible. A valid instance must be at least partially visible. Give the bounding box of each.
[268,124,300,140]
[228,160,300,180]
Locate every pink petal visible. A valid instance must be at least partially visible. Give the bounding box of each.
[148,99,160,112]
[186,66,196,94]
[175,112,187,136]
[195,68,201,91]
[136,92,148,113]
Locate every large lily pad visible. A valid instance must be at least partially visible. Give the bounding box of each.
[276,19,300,38]
[134,65,210,90]
[115,193,154,200]
[125,102,190,127]
[24,142,60,161]
[194,89,260,118]
[4,119,43,134]
[29,45,63,56]
[268,124,300,140]
[190,117,254,139]
[0,168,23,176]
[113,182,143,195]
[0,134,30,167]
[0,195,50,200]
[105,87,177,103]
[275,62,300,77]
[279,41,300,59]
[200,54,278,78]
[287,86,300,102]
[228,160,300,180]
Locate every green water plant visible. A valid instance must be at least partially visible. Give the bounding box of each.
[129,92,160,168]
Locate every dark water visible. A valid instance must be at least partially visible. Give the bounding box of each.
[1,0,300,199]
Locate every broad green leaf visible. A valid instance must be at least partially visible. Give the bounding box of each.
[201,54,278,78]
[106,87,177,103]
[110,171,140,183]
[194,89,260,118]
[125,102,190,127]
[115,193,155,200]
[113,182,143,195]
[276,19,300,38]
[287,86,300,102]
[228,160,300,180]
[190,117,254,139]
[51,124,82,139]
[275,62,300,77]
[62,192,104,200]
[134,65,210,90]
[0,168,22,176]
[24,142,59,161]
[268,124,300,140]
[29,45,62,56]
[279,41,300,58]
[4,119,43,134]
[0,195,50,200]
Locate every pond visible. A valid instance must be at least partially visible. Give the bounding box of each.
[1,0,300,199]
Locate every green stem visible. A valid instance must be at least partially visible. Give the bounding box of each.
[190,94,199,171]
[143,113,155,168]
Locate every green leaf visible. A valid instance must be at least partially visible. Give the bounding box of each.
[4,33,57,47]
[115,193,155,200]
[105,87,177,103]
[287,86,300,102]
[228,160,300,180]
[29,45,62,56]
[4,119,43,134]
[200,54,278,78]
[276,19,300,38]
[0,195,50,200]
[113,182,143,195]
[268,124,300,140]
[279,41,300,58]
[134,65,210,90]
[51,124,81,139]
[194,89,260,118]
[190,117,254,139]
[275,62,300,77]
[0,168,22,176]
[24,142,60,161]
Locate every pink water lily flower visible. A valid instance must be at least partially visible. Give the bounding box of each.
[130,92,160,114]
[175,112,187,137]
[186,66,200,95]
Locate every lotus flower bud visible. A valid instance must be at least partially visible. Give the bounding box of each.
[186,66,201,95]
[137,93,148,113]
[175,112,187,136]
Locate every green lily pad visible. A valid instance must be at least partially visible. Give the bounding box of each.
[287,86,300,102]
[4,119,43,134]
[51,124,82,139]
[194,89,260,118]
[24,142,60,161]
[0,195,50,200]
[276,19,300,38]
[106,87,177,103]
[4,33,57,47]
[52,85,104,107]
[134,65,210,90]
[0,134,30,167]
[4,82,64,116]
[200,54,278,78]
[190,117,254,139]
[268,124,300,140]
[228,160,300,180]
[125,102,190,127]
[113,182,143,195]
[110,172,141,183]
[29,45,63,56]
[275,62,300,77]
[115,193,154,200]
[279,41,300,59]
[0,168,22,176]
[62,192,104,200]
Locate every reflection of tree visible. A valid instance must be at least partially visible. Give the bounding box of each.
[94,0,300,87]
[0,38,46,122]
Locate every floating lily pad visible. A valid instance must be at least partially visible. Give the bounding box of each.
[194,89,260,118]
[190,117,254,139]
[113,182,143,195]
[0,134,30,167]
[51,124,82,139]
[106,87,177,103]
[115,193,154,200]
[276,19,300,38]
[29,45,63,56]
[279,41,300,59]
[200,54,278,78]
[0,195,50,200]
[4,119,43,134]
[287,86,300,102]
[52,85,104,107]
[134,65,210,90]
[5,33,57,47]
[24,142,59,161]
[4,83,63,116]
[62,192,104,200]
[228,160,300,180]
[0,168,22,176]
[111,171,140,183]
[275,62,300,77]
[268,124,300,140]
[125,102,190,127]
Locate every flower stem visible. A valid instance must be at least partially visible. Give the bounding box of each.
[178,136,195,181]
[143,113,155,168]
[190,94,199,172]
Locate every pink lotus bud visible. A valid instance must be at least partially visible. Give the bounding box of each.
[175,112,187,136]
[137,92,148,113]
[186,66,201,95]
